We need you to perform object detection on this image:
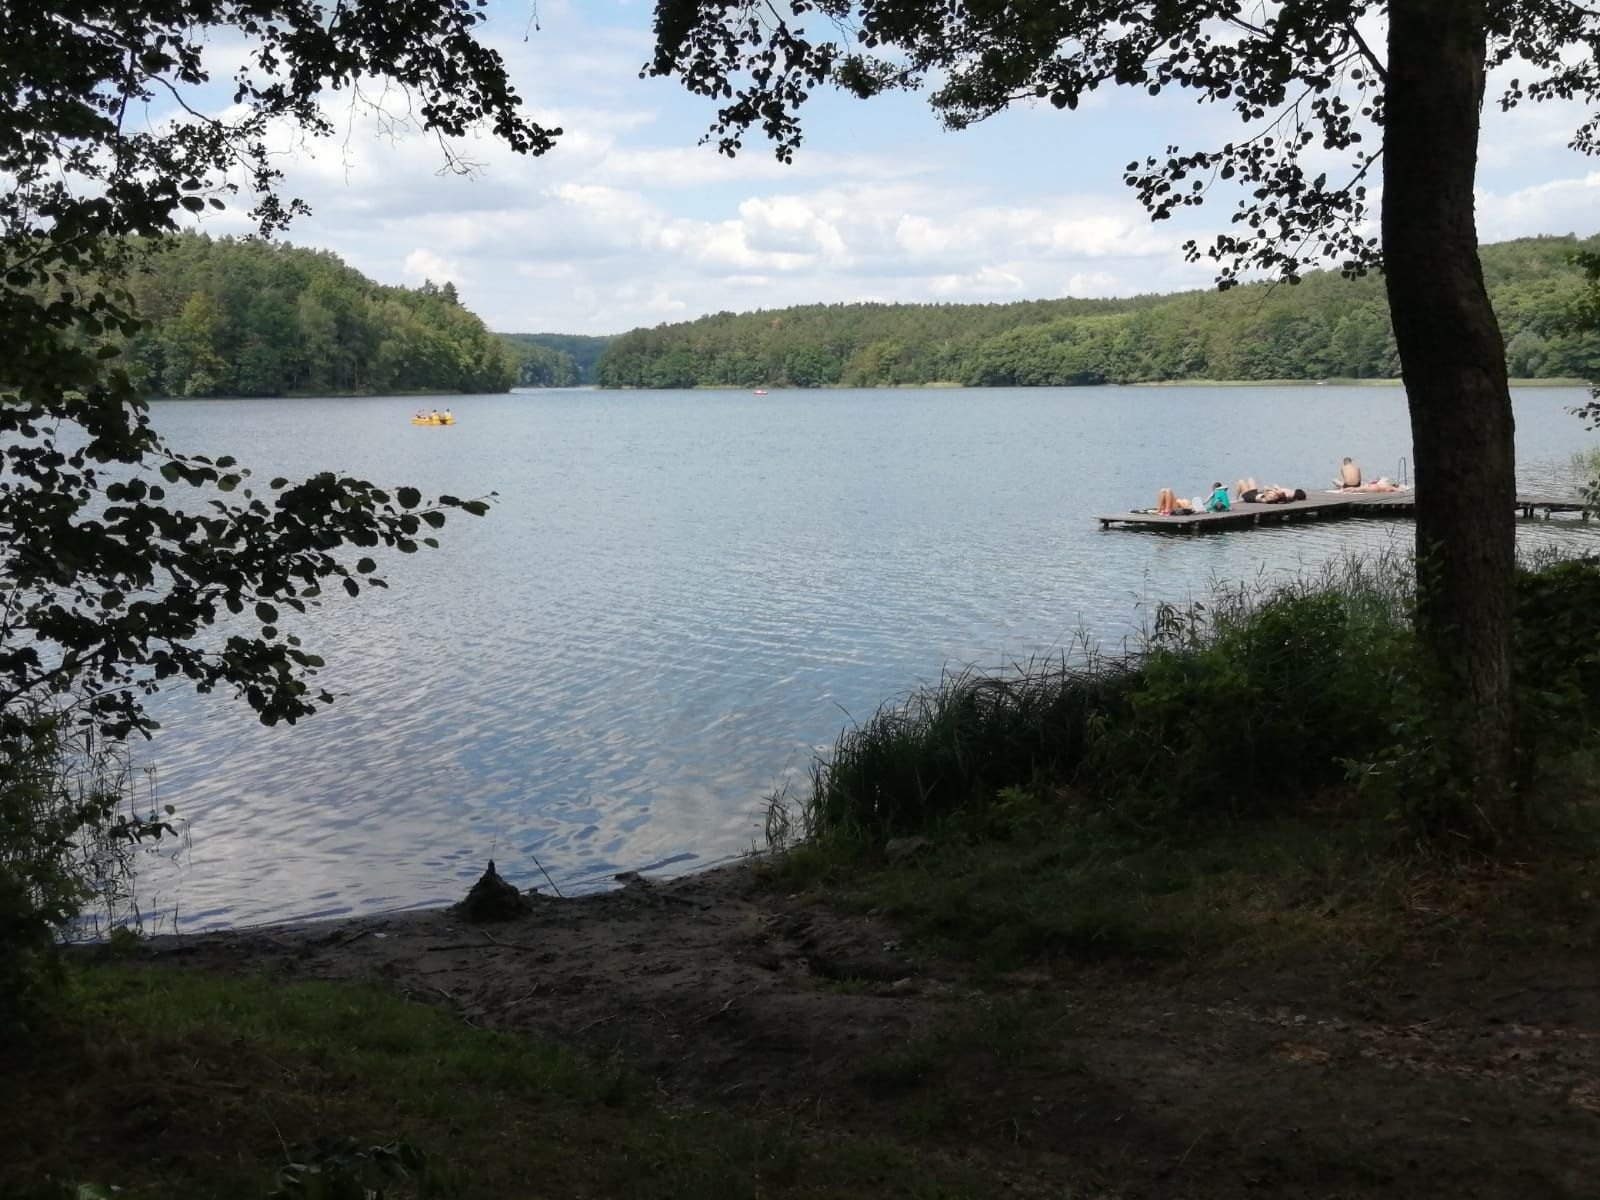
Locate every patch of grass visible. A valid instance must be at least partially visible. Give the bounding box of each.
[774,787,1600,979]
[840,993,1099,1148]
[0,966,1004,1199]
[781,808,1398,973]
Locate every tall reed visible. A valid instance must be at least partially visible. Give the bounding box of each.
[800,547,1600,844]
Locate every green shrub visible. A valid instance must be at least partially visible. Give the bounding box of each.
[806,662,1137,837]
[1513,555,1600,753]
[805,555,1428,843]
[1099,587,1412,818]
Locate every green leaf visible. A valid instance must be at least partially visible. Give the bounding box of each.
[356,557,376,574]
[256,602,278,623]
[396,486,421,509]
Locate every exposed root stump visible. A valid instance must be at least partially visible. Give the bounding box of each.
[455,859,534,923]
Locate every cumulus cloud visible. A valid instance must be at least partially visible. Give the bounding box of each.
[1477,173,1600,242]
[403,248,463,285]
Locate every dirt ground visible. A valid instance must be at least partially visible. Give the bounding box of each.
[137,862,1600,1199]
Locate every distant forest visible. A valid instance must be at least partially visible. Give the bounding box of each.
[115,235,516,397]
[593,235,1600,389]
[497,333,614,386]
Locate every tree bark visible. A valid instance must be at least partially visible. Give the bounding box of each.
[1383,0,1516,821]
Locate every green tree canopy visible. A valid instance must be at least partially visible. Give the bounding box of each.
[594,235,1599,389]
[114,236,516,397]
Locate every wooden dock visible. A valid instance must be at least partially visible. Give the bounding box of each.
[1097,490,1589,533]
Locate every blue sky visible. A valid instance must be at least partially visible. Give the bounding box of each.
[192,1,1600,335]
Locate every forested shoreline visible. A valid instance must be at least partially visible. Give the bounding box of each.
[497,332,614,387]
[114,235,517,397]
[594,234,1600,389]
[103,232,1600,397]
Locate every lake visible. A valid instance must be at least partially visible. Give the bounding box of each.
[133,385,1600,929]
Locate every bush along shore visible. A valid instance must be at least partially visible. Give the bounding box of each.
[6,551,1600,1198]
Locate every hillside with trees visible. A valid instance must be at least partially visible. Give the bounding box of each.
[499,332,614,386]
[595,235,1600,389]
[116,235,516,397]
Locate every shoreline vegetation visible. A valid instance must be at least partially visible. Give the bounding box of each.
[591,234,1600,391]
[105,233,1599,400]
[595,376,1592,392]
[9,548,1600,1197]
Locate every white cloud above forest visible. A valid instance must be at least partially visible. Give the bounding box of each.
[168,0,1600,335]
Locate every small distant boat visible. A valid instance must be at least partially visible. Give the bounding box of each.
[752,388,769,396]
[412,413,455,425]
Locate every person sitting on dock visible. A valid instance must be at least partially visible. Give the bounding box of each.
[1206,482,1231,512]
[1334,457,1362,489]
[1156,487,1194,515]
[1235,478,1260,504]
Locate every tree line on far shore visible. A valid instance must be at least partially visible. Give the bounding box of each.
[593,235,1600,390]
[496,332,614,387]
[114,234,517,397]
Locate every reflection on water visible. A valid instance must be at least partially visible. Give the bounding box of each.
[134,386,1600,928]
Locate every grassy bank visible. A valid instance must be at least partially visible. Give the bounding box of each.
[7,551,1600,1198]
[2,965,999,1199]
[758,548,1600,976]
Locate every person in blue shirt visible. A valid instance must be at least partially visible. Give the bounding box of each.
[1207,482,1231,512]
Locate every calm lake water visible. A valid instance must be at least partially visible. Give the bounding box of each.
[133,385,1600,929]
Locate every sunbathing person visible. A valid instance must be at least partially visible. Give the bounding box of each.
[1156,487,1195,515]
[1235,478,1260,503]
[1258,485,1308,503]
[1352,478,1404,493]
[1334,457,1362,489]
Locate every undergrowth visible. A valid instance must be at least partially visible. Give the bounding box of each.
[777,550,1600,851]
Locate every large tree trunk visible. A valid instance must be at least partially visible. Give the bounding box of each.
[1383,0,1517,825]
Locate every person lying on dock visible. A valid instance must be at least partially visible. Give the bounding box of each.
[1235,478,1260,503]
[1155,487,1195,515]
[1258,485,1308,503]
[1333,457,1363,489]
[1351,478,1406,493]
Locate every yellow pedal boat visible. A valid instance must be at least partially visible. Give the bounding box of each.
[411,414,455,425]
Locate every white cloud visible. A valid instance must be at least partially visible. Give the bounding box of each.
[152,2,1600,336]
[928,266,1026,297]
[1065,271,1118,296]
[403,248,462,285]
[1476,173,1600,242]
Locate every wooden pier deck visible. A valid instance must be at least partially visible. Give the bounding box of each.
[1097,490,1588,533]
